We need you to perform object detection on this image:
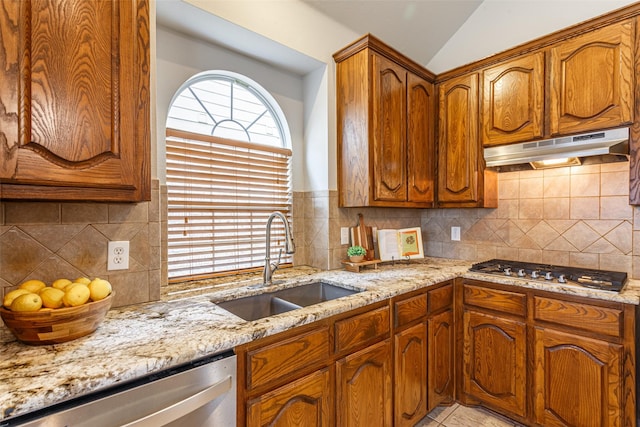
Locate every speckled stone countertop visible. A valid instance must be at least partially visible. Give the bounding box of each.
[1,257,639,421]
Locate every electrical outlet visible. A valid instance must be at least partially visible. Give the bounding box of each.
[451,226,461,241]
[108,241,130,270]
[340,227,350,245]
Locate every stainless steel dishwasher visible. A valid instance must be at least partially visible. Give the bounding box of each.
[2,350,236,427]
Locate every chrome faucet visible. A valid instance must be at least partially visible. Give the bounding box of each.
[263,211,295,286]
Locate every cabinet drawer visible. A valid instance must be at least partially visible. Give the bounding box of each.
[428,284,453,313]
[246,326,330,390]
[335,306,390,354]
[395,293,427,327]
[463,284,526,317]
[534,296,622,338]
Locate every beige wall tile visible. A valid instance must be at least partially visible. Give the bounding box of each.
[601,171,629,196]
[599,253,631,274]
[499,179,519,199]
[542,250,570,266]
[61,203,108,224]
[519,199,543,219]
[569,252,600,269]
[570,197,599,220]
[543,198,570,219]
[519,177,543,199]
[570,173,600,197]
[5,202,60,224]
[543,174,570,198]
[600,196,633,220]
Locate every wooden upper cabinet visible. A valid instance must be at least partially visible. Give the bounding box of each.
[481,53,545,147]
[334,34,436,208]
[0,0,150,202]
[407,73,436,203]
[438,73,478,204]
[549,19,634,136]
[372,55,408,202]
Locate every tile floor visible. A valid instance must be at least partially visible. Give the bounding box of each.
[416,403,525,427]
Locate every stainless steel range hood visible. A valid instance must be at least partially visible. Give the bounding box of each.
[484,127,630,171]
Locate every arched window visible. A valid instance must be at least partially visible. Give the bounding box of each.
[166,71,292,280]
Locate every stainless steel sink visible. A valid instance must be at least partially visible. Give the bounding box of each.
[273,281,360,307]
[216,294,302,322]
[215,281,362,321]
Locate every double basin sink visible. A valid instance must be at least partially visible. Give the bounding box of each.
[215,281,362,321]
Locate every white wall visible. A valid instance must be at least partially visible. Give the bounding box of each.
[155,27,306,190]
[427,0,638,73]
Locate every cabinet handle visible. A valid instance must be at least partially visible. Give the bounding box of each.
[120,375,233,427]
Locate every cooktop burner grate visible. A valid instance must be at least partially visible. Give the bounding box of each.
[469,259,627,292]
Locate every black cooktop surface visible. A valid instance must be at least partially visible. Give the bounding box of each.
[469,259,627,292]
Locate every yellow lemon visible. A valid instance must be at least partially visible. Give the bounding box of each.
[3,289,31,309]
[18,279,46,293]
[40,287,65,309]
[88,278,112,301]
[63,284,90,307]
[75,277,91,285]
[51,278,72,290]
[10,293,43,312]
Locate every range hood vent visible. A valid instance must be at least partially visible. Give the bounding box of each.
[484,127,630,171]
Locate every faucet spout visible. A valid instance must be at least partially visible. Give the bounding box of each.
[263,211,295,286]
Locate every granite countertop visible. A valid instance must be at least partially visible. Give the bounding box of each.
[1,257,639,421]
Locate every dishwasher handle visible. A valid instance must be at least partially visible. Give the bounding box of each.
[120,375,233,427]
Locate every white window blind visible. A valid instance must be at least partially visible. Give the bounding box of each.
[166,128,293,280]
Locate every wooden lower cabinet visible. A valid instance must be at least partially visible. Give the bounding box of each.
[428,308,454,409]
[394,323,427,426]
[247,368,333,427]
[463,309,527,418]
[336,339,393,427]
[533,327,623,427]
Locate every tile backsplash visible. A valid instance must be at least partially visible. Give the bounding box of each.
[2,162,638,307]
[422,162,638,277]
[0,180,166,307]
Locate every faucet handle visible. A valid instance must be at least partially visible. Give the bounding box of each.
[271,248,283,272]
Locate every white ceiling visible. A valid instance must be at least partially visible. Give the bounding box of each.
[299,0,483,67]
[156,0,638,76]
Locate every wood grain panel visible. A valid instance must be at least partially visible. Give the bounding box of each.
[533,327,622,427]
[549,19,634,135]
[481,52,544,147]
[394,323,427,427]
[407,72,435,205]
[428,309,454,410]
[247,368,333,427]
[534,296,622,338]
[463,284,526,317]
[246,327,330,390]
[336,49,371,207]
[464,310,527,418]
[437,73,479,204]
[335,306,390,354]
[0,0,150,201]
[372,54,407,202]
[394,293,427,328]
[428,283,453,313]
[336,339,393,427]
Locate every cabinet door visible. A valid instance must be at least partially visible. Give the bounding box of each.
[394,323,427,427]
[428,308,454,409]
[437,73,480,204]
[533,327,622,427]
[463,310,527,418]
[247,367,333,427]
[549,20,634,135]
[0,0,150,202]
[482,53,544,147]
[407,72,435,205]
[372,54,407,203]
[337,339,392,427]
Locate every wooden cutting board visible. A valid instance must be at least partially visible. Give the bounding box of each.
[350,213,373,252]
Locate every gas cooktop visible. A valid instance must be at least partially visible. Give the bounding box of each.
[469,259,627,292]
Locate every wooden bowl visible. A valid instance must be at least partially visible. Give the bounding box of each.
[0,292,114,345]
